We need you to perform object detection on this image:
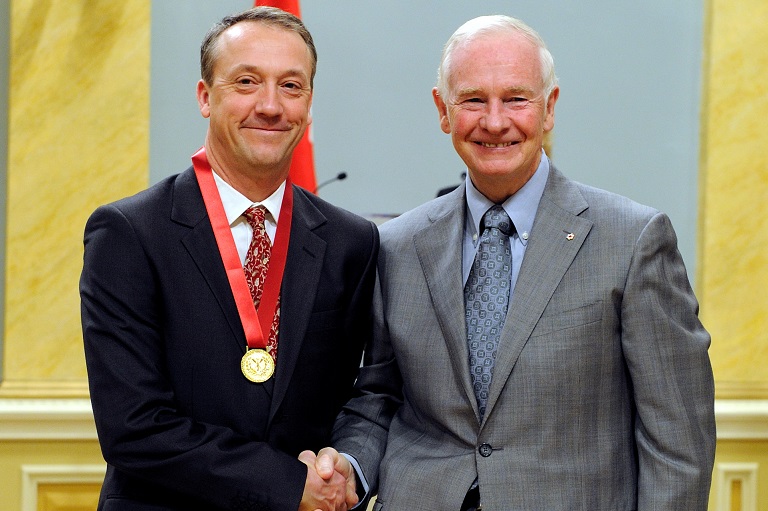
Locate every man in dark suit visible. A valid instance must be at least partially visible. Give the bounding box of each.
[80,7,376,511]
[328,14,716,510]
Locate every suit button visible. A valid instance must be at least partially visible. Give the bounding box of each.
[478,443,493,457]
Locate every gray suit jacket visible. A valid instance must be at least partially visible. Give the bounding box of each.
[334,165,715,510]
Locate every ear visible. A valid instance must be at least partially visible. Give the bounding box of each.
[543,86,559,132]
[196,80,211,119]
[432,87,451,134]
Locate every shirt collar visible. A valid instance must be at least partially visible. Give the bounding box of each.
[211,170,286,226]
[465,150,550,246]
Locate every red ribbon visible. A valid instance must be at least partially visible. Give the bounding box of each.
[192,147,293,350]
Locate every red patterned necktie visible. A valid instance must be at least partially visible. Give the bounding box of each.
[242,205,280,362]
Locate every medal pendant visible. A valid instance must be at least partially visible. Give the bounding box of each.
[241,349,275,383]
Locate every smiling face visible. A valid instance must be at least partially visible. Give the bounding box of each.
[196,21,313,193]
[433,31,558,203]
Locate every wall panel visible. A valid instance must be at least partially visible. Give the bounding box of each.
[2,0,150,397]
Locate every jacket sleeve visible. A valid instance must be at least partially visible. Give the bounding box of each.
[332,268,403,500]
[621,212,716,510]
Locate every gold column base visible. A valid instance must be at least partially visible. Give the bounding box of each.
[0,380,89,399]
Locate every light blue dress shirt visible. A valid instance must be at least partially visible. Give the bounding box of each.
[462,151,550,303]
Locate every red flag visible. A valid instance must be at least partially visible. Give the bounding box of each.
[254,0,317,192]
[255,0,301,16]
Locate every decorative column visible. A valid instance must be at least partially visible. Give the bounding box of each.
[700,1,768,509]
[699,0,768,399]
[2,0,150,396]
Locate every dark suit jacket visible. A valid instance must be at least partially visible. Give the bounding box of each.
[334,165,715,510]
[80,167,378,511]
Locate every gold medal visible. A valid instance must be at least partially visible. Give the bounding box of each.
[241,349,275,383]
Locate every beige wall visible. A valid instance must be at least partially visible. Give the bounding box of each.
[699,0,768,400]
[1,0,149,397]
[0,0,767,509]
[0,0,149,508]
[0,437,103,511]
[711,440,768,510]
[700,0,768,509]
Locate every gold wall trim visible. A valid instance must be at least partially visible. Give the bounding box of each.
[0,399,96,440]
[715,400,768,440]
[714,462,759,511]
[0,380,89,399]
[716,381,768,400]
[0,398,764,441]
[21,465,106,511]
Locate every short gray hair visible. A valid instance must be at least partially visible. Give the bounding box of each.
[436,15,557,101]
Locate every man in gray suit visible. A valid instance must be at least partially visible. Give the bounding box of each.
[325,14,716,511]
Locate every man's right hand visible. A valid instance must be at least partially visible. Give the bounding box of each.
[298,449,358,511]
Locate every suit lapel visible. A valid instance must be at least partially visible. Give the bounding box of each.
[173,173,326,414]
[177,169,329,408]
[174,168,248,351]
[412,185,479,412]
[268,187,327,423]
[483,167,593,422]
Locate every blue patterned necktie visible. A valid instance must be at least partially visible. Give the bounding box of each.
[464,205,514,419]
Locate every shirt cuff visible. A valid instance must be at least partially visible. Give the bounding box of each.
[341,453,370,509]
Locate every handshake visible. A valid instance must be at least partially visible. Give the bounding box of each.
[299,447,360,511]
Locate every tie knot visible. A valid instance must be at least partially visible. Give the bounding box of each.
[481,205,513,236]
[243,205,267,230]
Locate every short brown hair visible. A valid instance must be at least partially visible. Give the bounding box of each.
[200,6,317,87]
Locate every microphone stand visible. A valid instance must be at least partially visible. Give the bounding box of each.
[314,172,347,194]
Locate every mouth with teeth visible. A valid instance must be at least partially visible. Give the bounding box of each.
[477,141,516,148]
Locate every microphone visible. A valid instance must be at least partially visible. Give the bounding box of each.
[314,172,347,194]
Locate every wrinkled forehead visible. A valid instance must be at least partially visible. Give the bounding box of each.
[445,31,544,89]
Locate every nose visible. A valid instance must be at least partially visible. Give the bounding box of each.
[479,99,510,133]
[254,85,282,117]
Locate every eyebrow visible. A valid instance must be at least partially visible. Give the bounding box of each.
[453,85,538,98]
[454,86,483,97]
[227,63,310,82]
